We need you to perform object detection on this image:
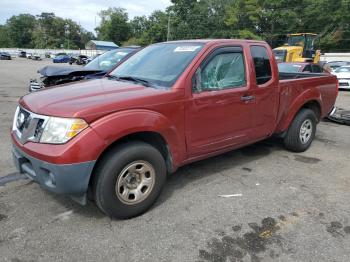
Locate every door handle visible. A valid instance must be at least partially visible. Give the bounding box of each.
[240,95,255,102]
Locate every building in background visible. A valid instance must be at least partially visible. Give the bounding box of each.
[85,40,119,51]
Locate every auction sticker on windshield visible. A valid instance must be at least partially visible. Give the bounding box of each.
[174,46,202,52]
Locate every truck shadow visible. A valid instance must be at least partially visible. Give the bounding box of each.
[155,137,284,207]
[47,193,106,219]
[44,137,285,219]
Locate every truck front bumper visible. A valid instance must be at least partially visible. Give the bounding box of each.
[12,143,95,205]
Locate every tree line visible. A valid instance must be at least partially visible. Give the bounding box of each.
[0,13,94,49]
[1,0,350,52]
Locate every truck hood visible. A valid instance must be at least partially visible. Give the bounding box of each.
[38,65,102,77]
[19,78,174,123]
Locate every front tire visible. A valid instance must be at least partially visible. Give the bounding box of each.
[283,109,317,152]
[93,142,167,219]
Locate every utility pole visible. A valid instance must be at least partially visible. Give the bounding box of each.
[167,14,171,41]
[65,24,70,50]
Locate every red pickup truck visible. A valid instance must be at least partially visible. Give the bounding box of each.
[11,39,338,218]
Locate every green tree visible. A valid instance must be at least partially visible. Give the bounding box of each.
[129,16,149,39]
[0,25,12,47]
[169,0,231,39]
[96,8,130,45]
[224,0,261,39]
[32,13,93,49]
[301,0,350,51]
[6,14,36,47]
[33,12,62,48]
[143,11,168,44]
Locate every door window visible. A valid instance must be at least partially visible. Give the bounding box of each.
[194,52,246,91]
[303,65,312,72]
[250,46,272,85]
[311,65,322,73]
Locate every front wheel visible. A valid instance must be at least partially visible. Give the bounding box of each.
[93,142,167,219]
[283,109,317,152]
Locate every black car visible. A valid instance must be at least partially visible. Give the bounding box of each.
[85,54,100,64]
[18,51,26,58]
[69,55,89,65]
[0,52,11,60]
[29,47,140,92]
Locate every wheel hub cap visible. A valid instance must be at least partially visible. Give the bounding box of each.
[299,119,313,144]
[116,161,155,205]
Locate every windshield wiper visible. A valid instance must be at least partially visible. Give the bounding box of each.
[107,75,119,80]
[108,75,154,87]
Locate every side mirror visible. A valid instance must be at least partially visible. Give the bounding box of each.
[192,68,202,93]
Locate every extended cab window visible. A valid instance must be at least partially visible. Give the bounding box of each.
[250,46,272,85]
[303,65,312,72]
[312,65,322,73]
[194,49,246,92]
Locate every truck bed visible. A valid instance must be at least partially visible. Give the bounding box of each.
[279,72,329,80]
[276,72,338,133]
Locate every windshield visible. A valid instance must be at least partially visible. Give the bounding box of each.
[335,67,350,73]
[85,48,135,71]
[288,35,305,47]
[278,63,302,73]
[273,50,286,62]
[109,43,204,88]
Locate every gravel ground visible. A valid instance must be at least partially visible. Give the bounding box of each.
[1,58,350,262]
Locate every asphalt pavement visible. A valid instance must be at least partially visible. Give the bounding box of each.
[1,58,350,262]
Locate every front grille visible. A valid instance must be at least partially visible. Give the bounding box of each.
[13,107,48,144]
[29,79,44,91]
[339,82,349,86]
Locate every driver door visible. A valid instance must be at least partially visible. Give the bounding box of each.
[185,46,255,156]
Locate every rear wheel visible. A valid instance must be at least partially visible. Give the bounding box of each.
[93,142,167,219]
[283,109,317,152]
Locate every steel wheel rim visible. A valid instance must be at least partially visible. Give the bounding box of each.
[299,119,313,144]
[116,160,155,205]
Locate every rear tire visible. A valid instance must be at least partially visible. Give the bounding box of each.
[93,141,167,219]
[283,109,317,152]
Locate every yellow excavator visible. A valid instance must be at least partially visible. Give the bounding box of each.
[273,33,321,63]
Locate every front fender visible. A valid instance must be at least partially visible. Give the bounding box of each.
[90,109,186,167]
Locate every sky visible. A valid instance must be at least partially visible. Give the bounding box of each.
[0,0,171,32]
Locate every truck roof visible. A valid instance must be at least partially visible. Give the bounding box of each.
[161,39,268,45]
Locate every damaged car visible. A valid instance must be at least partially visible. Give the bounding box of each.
[29,47,140,92]
[328,107,350,125]
[69,54,89,65]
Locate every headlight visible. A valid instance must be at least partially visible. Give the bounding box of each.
[40,117,88,144]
